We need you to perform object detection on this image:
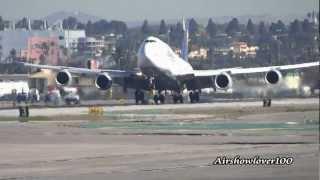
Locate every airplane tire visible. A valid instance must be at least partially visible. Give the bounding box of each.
[159,94,165,104]
[189,92,194,103]
[268,99,272,107]
[179,95,184,103]
[19,107,23,117]
[135,90,144,105]
[153,95,159,104]
[173,95,178,104]
[263,99,272,107]
[194,92,200,103]
[25,107,29,117]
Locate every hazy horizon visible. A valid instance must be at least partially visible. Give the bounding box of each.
[0,0,318,21]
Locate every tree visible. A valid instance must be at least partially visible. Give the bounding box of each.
[0,16,4,31]
[188,18,199,36]
[246,19,255,35]
[0,45,2,61]
[85,21,94,35]
[168,22,184,47]
[258,21,268,35]
[159,19,168,34]
[110,20,128,34]
[15,17,28,29]
[31,20,44,30]
[9,48,17,62]
[93,19,109,34]
[302,19,312,33]
[206,18,218,38]
[307,12,312,19]
[76,22,86,30]
[289,19,302,35]
[62,16,78,29]
[141,20,151,35]
[225,18,240,36]
[270,20,286,34]
[276,20,286,33]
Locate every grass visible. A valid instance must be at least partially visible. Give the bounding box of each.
[105,105,319,119]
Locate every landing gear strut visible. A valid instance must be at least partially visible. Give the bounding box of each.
[135,90,145,104]
[153,92,165,104]
[263,98,272,107]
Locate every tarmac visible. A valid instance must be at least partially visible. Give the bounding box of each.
[0,98,318,180]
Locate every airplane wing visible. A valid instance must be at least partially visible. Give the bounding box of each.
[21,62,136,78]
[193,61,319,77]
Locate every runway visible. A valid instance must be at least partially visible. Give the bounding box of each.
[0,98,318,117]
[0,98,318,180]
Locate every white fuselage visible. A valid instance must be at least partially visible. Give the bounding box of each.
[137,36,194,79]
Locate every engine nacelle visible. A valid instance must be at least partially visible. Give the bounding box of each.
[215,72,233,89]
[265,69,282,85]
[95,73,113,90]
[56,70,72,86]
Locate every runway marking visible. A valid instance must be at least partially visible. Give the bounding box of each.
[80,121,318,131]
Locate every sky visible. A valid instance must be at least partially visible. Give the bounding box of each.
[0,0,318,21]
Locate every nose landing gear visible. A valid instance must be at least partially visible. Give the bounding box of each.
[263,98,272,107]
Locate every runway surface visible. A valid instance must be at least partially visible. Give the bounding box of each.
[0,98,318,117]
[0,98,318,180]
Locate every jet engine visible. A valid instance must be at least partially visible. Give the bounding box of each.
[56,70,72,86]
[265,69,282,85]
[215,72,233,89]
[95,73,113,90]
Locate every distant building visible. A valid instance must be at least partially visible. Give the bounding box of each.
[230,42,259,59]
[188,48,208,59]
[213,47,231,56]
[63,30,86,51]
[78,37,105,57]
[20,37,60,65]
[0,29,85,61]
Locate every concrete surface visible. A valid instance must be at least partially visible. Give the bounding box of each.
[0,98,318,180]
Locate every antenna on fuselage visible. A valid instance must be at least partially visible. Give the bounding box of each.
[181,17,189,62]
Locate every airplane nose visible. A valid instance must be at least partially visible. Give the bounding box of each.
[137,43,147,62]
[138,43,146,56]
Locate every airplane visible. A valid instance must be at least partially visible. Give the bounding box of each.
[21,19,319,105]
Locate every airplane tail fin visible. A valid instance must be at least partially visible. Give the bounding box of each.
[181,17,189,62]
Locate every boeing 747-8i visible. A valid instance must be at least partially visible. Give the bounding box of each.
[22,19,319,104]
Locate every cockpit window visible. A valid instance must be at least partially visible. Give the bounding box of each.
[144,40,156,43]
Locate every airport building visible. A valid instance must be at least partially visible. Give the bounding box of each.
[0,29,85,62]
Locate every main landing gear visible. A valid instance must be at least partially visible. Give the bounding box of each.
[134,90,201,105]
[189,91,200,103]
[153,93,165,104]
[263,98,272,107]
[172,92,184,104]
[135,90,145,104]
